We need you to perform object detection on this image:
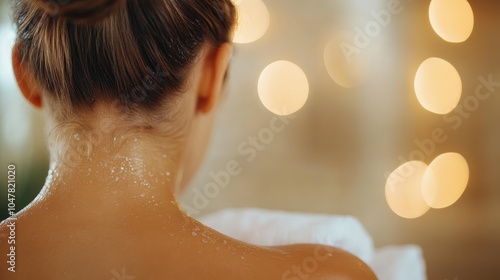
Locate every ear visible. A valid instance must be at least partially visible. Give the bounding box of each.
[12,44,43,108]
[196,43,233,114]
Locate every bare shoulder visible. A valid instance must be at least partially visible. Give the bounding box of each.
[275,244,378,280]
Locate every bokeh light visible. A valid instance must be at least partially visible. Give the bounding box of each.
[258,60,309,116]
[232,0,270,44]
[414,57,462,115]
[323,31,367,88]
[422,153,470,209]
[385,161,430,219]
[429,0,474,43]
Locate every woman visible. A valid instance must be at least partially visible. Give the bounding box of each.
[0,0,377,279]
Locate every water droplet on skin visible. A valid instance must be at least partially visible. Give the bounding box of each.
[241,256,245,260]
[223,240,228,245]
[140,193,145,198]
[166,171,171,176]
[192,232,197,236]
[162,154,167,159]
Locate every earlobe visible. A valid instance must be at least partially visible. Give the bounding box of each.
[196,43,233,114]
[12,44,43,109]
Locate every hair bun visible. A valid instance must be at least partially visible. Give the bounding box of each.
[33,0,125,22]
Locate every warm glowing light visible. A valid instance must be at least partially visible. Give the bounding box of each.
[422,153,469,209]
[232,0,270,44]
[429,0,474,43]
[323,32,366,88]
[414,57,462,115]
[385,161,430,219]
[258,61,309,116]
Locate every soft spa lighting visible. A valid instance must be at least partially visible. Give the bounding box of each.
[258,60,309,116]
[323,32,366,88]
[414,57,462,115]
[385,161,430,219]
[422,153,470,209]
[232,0,270,44]
[386,154,470,218]
[429,0,474,43]
[393,1,472,216]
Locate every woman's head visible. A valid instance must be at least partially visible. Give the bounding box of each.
[12,0,236,189]
[14,0,235,110]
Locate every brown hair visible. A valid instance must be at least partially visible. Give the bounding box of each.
[13,0,236,115]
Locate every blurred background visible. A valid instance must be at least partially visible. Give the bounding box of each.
[1,0,499,279]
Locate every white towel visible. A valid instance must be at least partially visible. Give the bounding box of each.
[200,208,426,280]
[370,246,426,280]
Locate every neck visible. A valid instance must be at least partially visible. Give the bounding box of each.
[36,133,187,222]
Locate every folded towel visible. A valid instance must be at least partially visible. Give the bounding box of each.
[200,208,426,280]
[200,208,374,263]
[370,246,426,280]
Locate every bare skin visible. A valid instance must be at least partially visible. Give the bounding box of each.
[0,154,376,279]
[0,43,377,279]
